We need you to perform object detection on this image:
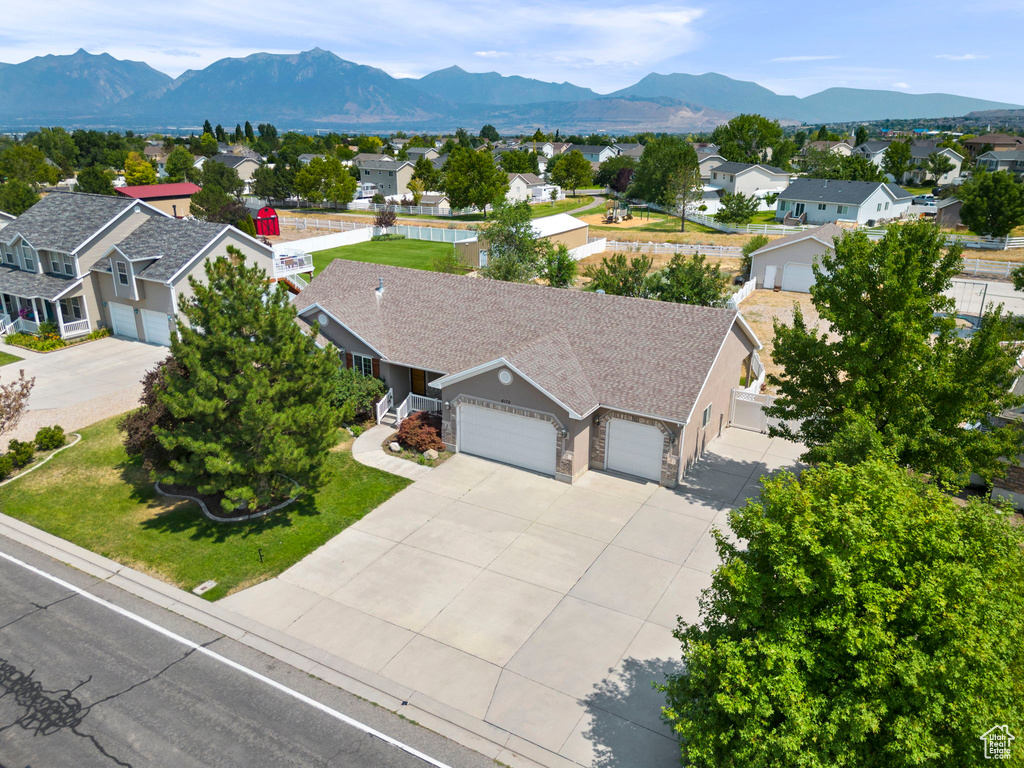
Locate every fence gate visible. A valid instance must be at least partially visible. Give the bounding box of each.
[947,279,989,322]
[729,389,801,435]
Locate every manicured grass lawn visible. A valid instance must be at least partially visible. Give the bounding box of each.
[0,351,23,367]
[0,416,410,601]
[313,238,454,275]
[389,196,594,223]
[902,185,933,196]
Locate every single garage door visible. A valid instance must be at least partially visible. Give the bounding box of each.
[781,263,815,293]
[605,418,664,482]
[458,404,556,476]
[140,308,172,346]
[109,302,138,340]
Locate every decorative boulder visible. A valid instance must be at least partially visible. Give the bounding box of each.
[423,449,439,460]
[389,441,401,452]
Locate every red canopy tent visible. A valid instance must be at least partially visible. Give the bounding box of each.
[255,206,280,236]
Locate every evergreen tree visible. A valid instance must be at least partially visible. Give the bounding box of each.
[74,165,115,195]
[244,121,255,142]
[156,249,341,512]
[715,192,760,224]
[855,125,870,146]
[233,123,244,143]
[203,119,214,136]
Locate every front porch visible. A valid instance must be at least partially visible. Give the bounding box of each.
[0,292,91,339]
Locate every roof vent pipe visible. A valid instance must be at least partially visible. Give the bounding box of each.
[596,289,606,294]
[376,277,384,295]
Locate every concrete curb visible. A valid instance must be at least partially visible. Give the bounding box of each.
[0,510,566,768]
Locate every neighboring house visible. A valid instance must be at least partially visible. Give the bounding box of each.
[707,162,792,199]
[418,194,450,210]
[548,142,571,156]
[297,154,327,165]
[0,211,14,230]
[406,146,439,162]
[505,173,551,203]
[0,192,279,345]
[566,144,617,163]
[358,160,415,197]
[455,213,587,268]
[964,133,1024,157]
[803,140,853,157]
[353,153,394,166]
[207,154,261,184]
[144,145,171,178]
[904,144,963,186]
[614,143,644,158]
[851,140,890,167]
[430,153,449,170]
[389,138,410,151]
[227,145,262,162]
[977,149,1024,177]
[115,182,201,218]
[697,151,726,180]
[775,179,912,225]
[748,223,845,292]
[295,260,762,485]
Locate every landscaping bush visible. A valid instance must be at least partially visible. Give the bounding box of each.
[0,454,13,478]
[6,332,66,351]
[331,366,387,423]
[34,425,66,451]
[7,439,35,468]
[87,327,111,341]
[38,320,60,337]
[395,411,444,453]
[119,356,188,468]
[374,206,398,229]
[371,233,406,242]
[349,424,365,438]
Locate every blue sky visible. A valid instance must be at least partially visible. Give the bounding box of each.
[1,0,1020,104]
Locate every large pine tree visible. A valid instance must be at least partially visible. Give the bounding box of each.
[156,248,340,513]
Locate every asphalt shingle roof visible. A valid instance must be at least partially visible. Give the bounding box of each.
[779,178,910,205]
[751,223,846,256]
[711,162,788,176]
[567,145,614,154]
[295,261,748,423]
[208,154,256,169]
[0,267,80,300]
[103,217,227,281]
[1,192,135,253]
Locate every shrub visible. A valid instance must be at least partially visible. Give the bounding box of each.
[0,454,13,478]
[34,425,66,450]
[331,366,387,423]
[38,320,60,337]
[6,332,66,351]
[87,327,112,340]
[118,356,187,468]
[740,234,771,279]
[371,192,386,205]
[432,247,466,274]
[7,439,35,468]
[349,424,365,438]
[395,411,444,453]
[371,233,406,242]
[374,206,398,229]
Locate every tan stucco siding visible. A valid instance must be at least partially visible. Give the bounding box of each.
[680,323,755,475]
[750,239,834,288]
[132,196,192,218]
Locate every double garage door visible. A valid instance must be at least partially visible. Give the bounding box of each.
[457,404,556,476]
[108,303,172,346]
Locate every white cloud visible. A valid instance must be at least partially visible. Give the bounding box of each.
[770,55,839,63]
[474,50,509,58]
[892,82,910,89]
[935,53,986,60]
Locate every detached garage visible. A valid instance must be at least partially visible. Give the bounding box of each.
[457,404,556,476]
[749,223,845,292]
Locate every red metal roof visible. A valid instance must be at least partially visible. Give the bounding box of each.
[115,183,201,199]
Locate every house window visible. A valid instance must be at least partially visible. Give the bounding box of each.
[50,253,62,273]
[779,201,790,211]
[116,261,130,286]
[63,255,75,276]
[2,245,12,265]
[884,202,889,210]
[712,173,717,180]
[817,203,827,211]
[59,296,83,320]
[877,203,882,212]
[352,354,374,377]
[21,246,34,271]
[702,404,712,429]
[837,205,849,215]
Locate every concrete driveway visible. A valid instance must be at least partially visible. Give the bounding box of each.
[1,336,169,442]
[221,427,804,768]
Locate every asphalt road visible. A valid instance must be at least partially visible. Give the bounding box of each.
[0,535,498,768]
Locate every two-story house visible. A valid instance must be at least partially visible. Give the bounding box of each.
[566,145,618,164]
[775,179,912,225]
[358,160,415,198]
[977,150,1024,178]
[904,144,963,186]
[707,162,792,200]
[0,192,285,346]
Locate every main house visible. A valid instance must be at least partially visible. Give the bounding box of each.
[707,162,792,199]
[977,149,1024,178]
[295,260,762,486]
[0,192,296,345]
[775,179,911,225]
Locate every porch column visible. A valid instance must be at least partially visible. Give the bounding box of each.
[34,297,44,323]
[54,299,64,334]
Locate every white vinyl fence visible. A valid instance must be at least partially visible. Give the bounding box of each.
[728,279,757,309]
[600,239,743,259]
[391,225,477,243]
[568,238,607,260]
[280,217,370,232]
[729,389,801,435]
[273,226,372,255]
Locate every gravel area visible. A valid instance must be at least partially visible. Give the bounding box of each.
[3,386,143,444]
[739,289,836,387]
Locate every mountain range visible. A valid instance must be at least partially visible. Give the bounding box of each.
[0,48,1019,132]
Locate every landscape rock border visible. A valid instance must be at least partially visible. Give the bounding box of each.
[154,475,301,523]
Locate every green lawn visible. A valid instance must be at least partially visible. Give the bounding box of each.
[0,416,410,601]
[0,351,23,367]
[313,238,454,275]
[383,196,594,223]
[901,185,933,196]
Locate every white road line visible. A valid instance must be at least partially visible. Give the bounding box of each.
[0,549,454,768]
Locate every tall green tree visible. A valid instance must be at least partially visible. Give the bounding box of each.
[123,151,157,186]
[881,139,913,181]
[628,136,702,231]
[0,180,39,215]
[74,165,115,195]
[31,127,79,176]
[155,250,341,513]
[661,456,1024,768]
[710,114,784,163]
[925,151,955,183]
[594,155,637,189]
[478,201,547,282]
[648,252,729,307]
[244,121,255,142]
[549,150,592,196]
[164,146,196,183]
[539,243,578,288]
[442,146,509,215]
[959,169,1024,238]
[198,132,219,157]
[293,156,356,206]
[251,164,295,203]
[411,155,442,191]
[479,124,500,142]
[854,124,870,146]
[801,147,882,182]
[715,191,760,224]
[497,150,533,174]
[200,160,244,198]
[767,221,1023,486]
[0,145,59,187]
[583,253,653,297]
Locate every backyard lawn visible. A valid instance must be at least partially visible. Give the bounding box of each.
[0,350,23,367]
[377,195,594,223]
[313,238,454,275]
[0,416,410,601]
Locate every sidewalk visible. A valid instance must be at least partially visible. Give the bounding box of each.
[352,423,433,481]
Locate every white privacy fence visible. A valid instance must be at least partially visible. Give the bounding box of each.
[599,239,744,259]
[728,279,757,309]
[568,238,607,260]
[391,225,476,243]
[274,227,372,255]
[281,218,370,232]
[729,389,801,435]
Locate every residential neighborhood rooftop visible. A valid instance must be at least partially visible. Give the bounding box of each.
[103,217,226,280]
[711,161,788,175]
[779,178,911,204]
[115,182,202,199]
[0,192,136,252]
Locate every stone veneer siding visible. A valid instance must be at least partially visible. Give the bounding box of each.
[590,411,678,488]
[442,394,575,483]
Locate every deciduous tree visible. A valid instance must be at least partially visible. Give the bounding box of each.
[442,146,509,215]
[959,169,1024,238]
[925,152,955,183]
[582,253,653,297]
[124,151,157,186]
[0,145,59,187]
[628,136,702,230]
[0,180,39,215]
[0,369,34,437]
[594,155,636,189]
[549,150,592,196]
[710,114,784,163]
[539,244,578,288]
[411,155,442,191]
[648,252,729,307]
[155,249,341,513]
[478,201,547,282]
[767,221,1023,486]
[479,124,500,143]
[881,139,912,181]
[293,156,356,206]
[164,146,196,183]
[74,165,115,195]
[661,456,1024,768]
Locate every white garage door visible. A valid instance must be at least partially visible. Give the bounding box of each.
[781,263,815,293]
[605,418,664,482]
[458,404,556,476]
[109,302,138,340]
[141,308,172,346]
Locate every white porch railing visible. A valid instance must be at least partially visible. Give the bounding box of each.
[12,317,38,334]
[0,315,15,336]
[407,394,442,413]
[60,319,90,338]
[273,252,314,277]
[396,397,411,425]
[374,389,393,425]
